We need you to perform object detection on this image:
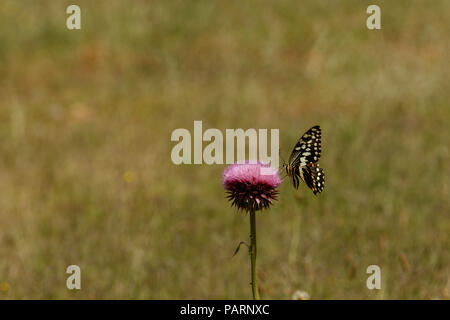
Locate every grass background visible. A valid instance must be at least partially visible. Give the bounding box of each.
[0,0,448,299]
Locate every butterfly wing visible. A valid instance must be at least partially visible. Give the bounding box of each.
[288,125,322,167]
[300,163,325,195]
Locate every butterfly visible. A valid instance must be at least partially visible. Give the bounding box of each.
[283,125,325,195]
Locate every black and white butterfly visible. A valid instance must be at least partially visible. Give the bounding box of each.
[283,125,325,195]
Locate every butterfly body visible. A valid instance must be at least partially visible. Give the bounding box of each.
[283,126,325,195]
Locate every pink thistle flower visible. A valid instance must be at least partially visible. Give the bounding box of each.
[223,162,281,212]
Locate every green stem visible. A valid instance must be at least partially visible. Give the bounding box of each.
[249,210,260,300]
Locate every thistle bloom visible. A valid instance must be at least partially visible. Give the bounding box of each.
[223,162,281,212]
[222,162,281,300]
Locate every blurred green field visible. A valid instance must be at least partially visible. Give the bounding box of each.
[0,0,448,299]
